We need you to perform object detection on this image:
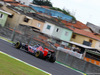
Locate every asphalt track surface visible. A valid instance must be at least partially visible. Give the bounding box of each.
[0,39,83,75]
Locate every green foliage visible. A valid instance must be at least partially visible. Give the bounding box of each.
[50,7,62,11]
[33,0,52,7]
[50,7,76,21]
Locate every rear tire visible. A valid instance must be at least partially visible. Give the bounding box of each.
[35,51,43,58]
[49,55,56,63]
[15,41,22,49]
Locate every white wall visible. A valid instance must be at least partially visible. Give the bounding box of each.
[95,41,100,50]
[0,1,4,5]
[15,0,33,5]
[42,21,55,36]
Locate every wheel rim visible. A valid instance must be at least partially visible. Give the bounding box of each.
[35,51,40,57]
[15,42,20,48]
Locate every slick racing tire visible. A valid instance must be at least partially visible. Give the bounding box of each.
[35,51,43,58]
[15,41,22,49]
[49,56,56,63]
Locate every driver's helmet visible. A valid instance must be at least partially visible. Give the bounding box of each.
[35,43,40,48]
[37,44,40,46]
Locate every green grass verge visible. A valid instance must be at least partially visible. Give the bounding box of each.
[56,61,87,75]
[0,52,49,75]
[0,36,14,43]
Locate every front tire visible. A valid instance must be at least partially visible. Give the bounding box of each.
[15,41,22,49]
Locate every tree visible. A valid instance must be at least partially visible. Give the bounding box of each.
[32,0,52,7]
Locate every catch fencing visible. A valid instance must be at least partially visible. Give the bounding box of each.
[57,47,83,59]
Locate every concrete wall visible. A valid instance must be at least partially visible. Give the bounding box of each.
[56,51,100,75]
[0,26,12,39]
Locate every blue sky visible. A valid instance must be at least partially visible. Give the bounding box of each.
[50,0,100,26]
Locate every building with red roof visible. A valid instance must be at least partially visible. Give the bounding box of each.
[3,0,14,1]
[61,20,89,29]
[67,27,100,50]
[3,0,32,6]
[2,0,28,7]
[72,28,100,40]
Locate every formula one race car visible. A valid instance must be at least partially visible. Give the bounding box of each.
[14,41,56,63]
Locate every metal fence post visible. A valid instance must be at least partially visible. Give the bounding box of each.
[11,27,16,41]
[56,50,60,60]
[82,61,87,72]
[65,53,69,63]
